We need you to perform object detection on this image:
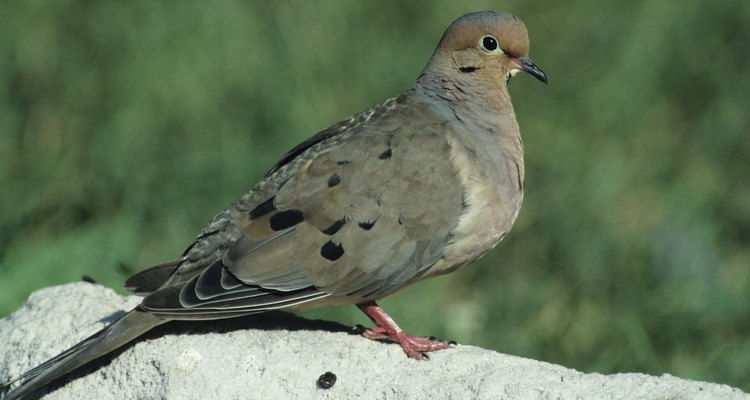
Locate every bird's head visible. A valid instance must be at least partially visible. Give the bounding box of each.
[422,11,547,89]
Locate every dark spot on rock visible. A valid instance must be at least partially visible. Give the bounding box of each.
[317,371,337,389]
[249,198,276,219]
[336,160,352,165]
[396,94,408,104]
[269,209,304,231]
[459,66,478,73]
[378,148,392,160]
[358,220,376,230]
[398,217,404,225]
[321,240,344,261]
[322,218,346,235]
[328,173,341,187]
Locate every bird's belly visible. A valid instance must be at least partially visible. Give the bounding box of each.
[440,183,523,273]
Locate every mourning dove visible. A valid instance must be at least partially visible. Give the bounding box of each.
[2,10,546,399]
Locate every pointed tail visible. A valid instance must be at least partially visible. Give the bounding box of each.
[2,308,167,400]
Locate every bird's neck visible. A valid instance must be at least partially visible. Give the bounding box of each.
[414,74,519,138]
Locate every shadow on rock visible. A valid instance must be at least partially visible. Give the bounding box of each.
[25,311,353,400]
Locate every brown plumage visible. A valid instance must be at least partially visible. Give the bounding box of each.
[2,10,546,399]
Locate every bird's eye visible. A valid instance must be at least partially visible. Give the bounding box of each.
[480,35,500,52]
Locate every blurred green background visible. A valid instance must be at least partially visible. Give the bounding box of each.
[1,0,749,391]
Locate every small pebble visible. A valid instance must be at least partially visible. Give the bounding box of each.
[318,371,337,389]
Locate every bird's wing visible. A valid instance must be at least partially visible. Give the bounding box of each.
[122,97,406,296]
[137,95,465,318]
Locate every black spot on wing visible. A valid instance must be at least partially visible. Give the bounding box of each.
[322,218,346,235]
[249,198,276,219]
[358,220,376,230]
[327,173,341,187]
[320,240,344,261]
[269,209,304,231]
[378,148,392,160]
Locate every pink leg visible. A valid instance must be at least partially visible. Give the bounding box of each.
[356,301,454,360]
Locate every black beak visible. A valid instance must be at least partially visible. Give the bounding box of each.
[518,57,547,84]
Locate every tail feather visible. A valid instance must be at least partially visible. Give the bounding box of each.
[2,308,167,400]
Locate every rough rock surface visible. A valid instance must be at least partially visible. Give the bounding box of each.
[1,283,747,400]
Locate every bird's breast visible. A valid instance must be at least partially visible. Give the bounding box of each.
[424,122,525,278]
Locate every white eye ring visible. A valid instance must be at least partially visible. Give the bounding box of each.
[479,35,501,53]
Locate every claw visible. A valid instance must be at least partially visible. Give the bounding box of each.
[356,301,453,360]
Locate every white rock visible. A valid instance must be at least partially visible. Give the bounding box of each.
[1,283,747,400]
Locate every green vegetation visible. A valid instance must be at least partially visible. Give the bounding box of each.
[1,0,748,391]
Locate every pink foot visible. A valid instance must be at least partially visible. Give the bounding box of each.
[356,301,455,360]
